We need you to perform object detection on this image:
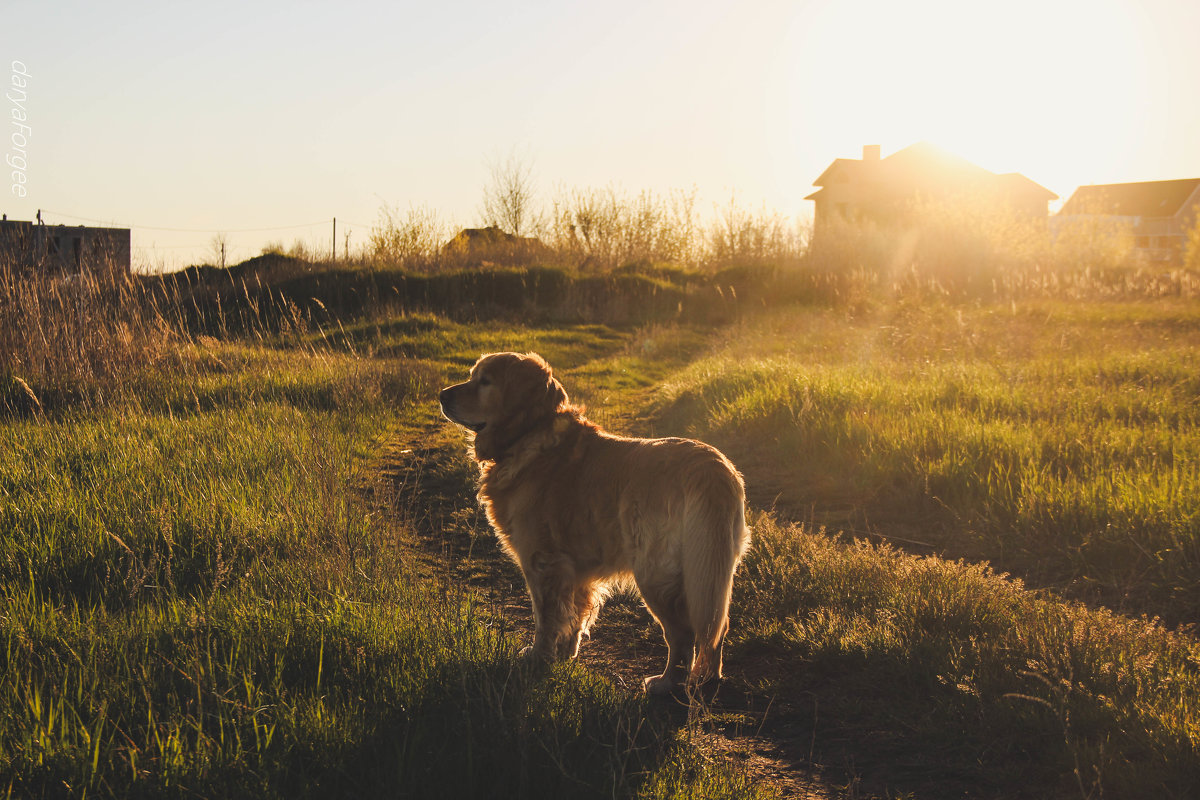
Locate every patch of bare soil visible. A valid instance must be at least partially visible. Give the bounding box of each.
[376,433,849,800]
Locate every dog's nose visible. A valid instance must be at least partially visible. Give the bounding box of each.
[438,387,453,405]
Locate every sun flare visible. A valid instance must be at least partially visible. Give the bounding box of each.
[780,0,1159,200]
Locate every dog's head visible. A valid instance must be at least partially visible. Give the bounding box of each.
[439,352,569,461]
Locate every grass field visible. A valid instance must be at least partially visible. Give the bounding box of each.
[653,300,1200,625]
[3,258,1200,798]
[1,322,771,799]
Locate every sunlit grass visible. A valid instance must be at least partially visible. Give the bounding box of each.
[653,300,1200,622]
[0,316,765,798]
[6,247,1200,797]
[735,514,1200,798]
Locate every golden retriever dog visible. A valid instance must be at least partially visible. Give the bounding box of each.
[439,352,750,695]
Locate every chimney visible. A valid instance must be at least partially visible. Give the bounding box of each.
[863,144,881,162]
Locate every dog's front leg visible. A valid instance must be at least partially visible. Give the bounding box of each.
[520,551,581,662]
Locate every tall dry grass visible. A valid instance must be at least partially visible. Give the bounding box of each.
[542,186,703,269]
[806,197,1200,301]
[358,183,1200,306]
[364,188,809,273]
[0,256,184,411]
[706,194,807,268]
[365,202,451,270]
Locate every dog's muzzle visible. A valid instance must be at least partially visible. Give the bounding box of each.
[439,387,485,432]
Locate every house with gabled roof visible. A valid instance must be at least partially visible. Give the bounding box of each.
[806,142,1057,236]
[1056,178,1200,265]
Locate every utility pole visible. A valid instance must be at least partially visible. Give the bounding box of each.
[332,217,337,262]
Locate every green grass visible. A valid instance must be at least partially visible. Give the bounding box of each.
[0,325,767,799]
[733,514,1200,797]
[652,299,1200,626]
[7,259,1200,798]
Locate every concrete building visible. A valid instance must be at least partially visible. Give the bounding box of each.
[0,217,131,274]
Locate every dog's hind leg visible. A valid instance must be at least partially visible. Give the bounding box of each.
[638,579,695,695]
[684,493,748,688]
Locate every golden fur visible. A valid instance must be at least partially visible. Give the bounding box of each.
[439,351,750,694]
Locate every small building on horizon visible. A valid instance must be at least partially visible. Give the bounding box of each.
[806,142,1058,235]
[1056,178,1200,265]
[443,225,548,264]
[0,217,131,274]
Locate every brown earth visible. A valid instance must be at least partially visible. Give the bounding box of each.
[376,435,849,800]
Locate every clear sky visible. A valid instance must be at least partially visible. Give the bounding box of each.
[3,0,1199,269]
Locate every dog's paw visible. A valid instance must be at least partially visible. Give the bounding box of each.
[687,675,724,704]
[645,673,725,703]
[519,645,553,667]
[643,674,680,697]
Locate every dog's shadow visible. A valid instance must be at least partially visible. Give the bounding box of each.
[378,438,835,796]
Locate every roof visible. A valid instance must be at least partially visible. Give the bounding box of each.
[0,220,131,233]
[810,142,1057,202]
[812,157,865,187]
[443,225,545,253]
[1058,179,1200,218]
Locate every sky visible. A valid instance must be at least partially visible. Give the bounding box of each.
[3,0,1199,270]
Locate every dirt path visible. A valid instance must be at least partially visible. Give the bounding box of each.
[377,435,849,800]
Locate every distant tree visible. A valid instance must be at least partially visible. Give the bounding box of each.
[480,150,539,237]
[209,233,228,269]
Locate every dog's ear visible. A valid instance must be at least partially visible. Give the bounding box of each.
[472,354,567,461]
[544,369,568,414]
[524,353,569,418]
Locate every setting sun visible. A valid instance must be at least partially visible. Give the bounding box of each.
[775,0,1186,211]
[3,0,1198,263]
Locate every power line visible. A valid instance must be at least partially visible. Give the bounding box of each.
[37,209,335,234]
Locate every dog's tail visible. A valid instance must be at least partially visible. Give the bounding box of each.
[684,459,751,685]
